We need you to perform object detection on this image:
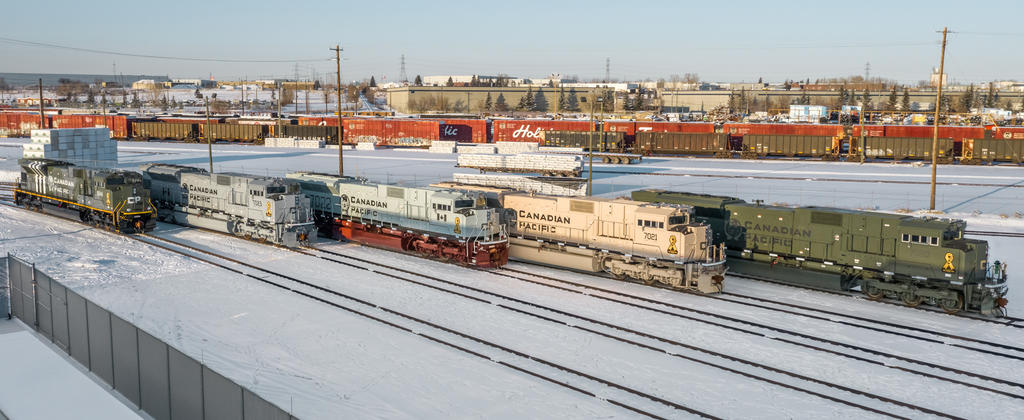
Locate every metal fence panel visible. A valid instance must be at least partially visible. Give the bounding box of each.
[242,389,293,420]
[34,271,53,339]
[203,367,242,420]
[66,290,90,367]
[50,281,70,352]
[168,347,203,420]
[111,314,141,407]
[9,259,28,324]
[0,256,9,317]
[18,261,34,327]
[86,300,114,385]
[138,330,171,420]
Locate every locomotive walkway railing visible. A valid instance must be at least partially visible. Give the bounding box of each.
[1,253,298,420]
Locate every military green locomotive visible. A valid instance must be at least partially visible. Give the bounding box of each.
[15,159,155,233]
[631,190,1008,316]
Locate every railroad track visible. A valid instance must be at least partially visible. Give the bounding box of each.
[592,169,1024,189]
[723,270,1023,329]
[475,265,1024,398]
[965,230,1024,238]
[0,182,14,205]
[0,201,1013,417]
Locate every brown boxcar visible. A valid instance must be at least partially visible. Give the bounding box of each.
[851,125,885,137]
[0,113,50,137]
[280,124,338,143]
[437,118,489,143]
[993,126,1024,140]
[383,119,439,146]
[492,120,593,144]
[963,138,1024,164]
[742,135,838,158]
[883,125,985,140]
[132,121,197,141]
[723,123,844,137]
[636,132,730,156]
[544,130,625,152]
[863,137,954,160]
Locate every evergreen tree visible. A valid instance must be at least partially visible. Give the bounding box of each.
[566,88,579,111]
[86,90,95,104]
[558,89,567,112]
[194,88,202,99]
[728,91,738,111]
[959,84,975,112]
[369,76,377,87]
[602,90,614,112]
[887,86,898,111]
[414,75,422,86]
[130,91,140,108]
[985,83,996,107]
[799,90,811,105]
[902,88,911,111]
[533,88,548,112]
[861,88,871,110]
[470,75,478,87]
[495,93,509,111]
[484,92,493,111]
[446,77,454,87]
[838,86,849,105]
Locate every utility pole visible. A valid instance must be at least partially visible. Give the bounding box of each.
[332,45,344,176]
[38,79,45,128]
[276,83,282,140]
[930,27,948,211]
[205,96,213,173]
[241,78,246,115]
[588,92,596,196]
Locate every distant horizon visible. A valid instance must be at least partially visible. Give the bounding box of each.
[2,0,1022,84]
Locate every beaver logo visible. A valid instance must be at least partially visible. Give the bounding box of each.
[265,202,272,217]
[454,217,461,234]
[942,252,955,273]
[340,194,350,212]
[667,236,678,254]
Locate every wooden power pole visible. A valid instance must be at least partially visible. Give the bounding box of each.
[38,79,45,128]
[929,27,948,211]
[332,45,344,176]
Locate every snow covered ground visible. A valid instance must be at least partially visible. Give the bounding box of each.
[0,321,142,420]
[0,137,1022,418]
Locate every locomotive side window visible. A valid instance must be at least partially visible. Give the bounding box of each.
[902,234,909,242]
[931,237,938,246]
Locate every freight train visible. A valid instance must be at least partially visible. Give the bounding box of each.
[285,172,509,268]
[15,159,156,233]
[140,164,317,247]
[631,189,1009,316]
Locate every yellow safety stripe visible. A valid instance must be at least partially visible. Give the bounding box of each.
[14,189,153,217]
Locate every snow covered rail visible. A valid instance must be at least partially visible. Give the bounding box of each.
[128,233,713,419]
[492,267,1024,402]
[303,246,968,419]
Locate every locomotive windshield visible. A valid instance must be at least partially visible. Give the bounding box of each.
[267,186,286,194]
[454,199,474,208]
[668,215,688,225]
[106,176,124,185]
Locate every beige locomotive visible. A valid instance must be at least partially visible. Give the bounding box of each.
[503,193,727,293]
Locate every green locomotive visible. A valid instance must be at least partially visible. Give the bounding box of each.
[16,159,155,233]
[631,190,1009,316]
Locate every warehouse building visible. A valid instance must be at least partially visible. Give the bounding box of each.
[385,86,612,113]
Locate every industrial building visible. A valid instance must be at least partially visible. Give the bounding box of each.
[385,85,612,113]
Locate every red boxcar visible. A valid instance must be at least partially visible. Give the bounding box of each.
[51,115,131,139]
[342,118,439,146]
[492,120,593,144]
[994,126,1024,140]
[640,122,715,134]
[851,125,886,137]
[437,118,488,143]
[299,116,339,126]
[0,113,50,137]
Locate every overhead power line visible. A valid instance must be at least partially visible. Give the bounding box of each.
[0,36,330,63]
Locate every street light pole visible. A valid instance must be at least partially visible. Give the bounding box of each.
[930,27,949,211]
[205,95,213,173]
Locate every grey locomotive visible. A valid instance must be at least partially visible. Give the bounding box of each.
[141,164,316,247]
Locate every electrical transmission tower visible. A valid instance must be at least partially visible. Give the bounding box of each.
[864,62,871,81]
[605,58,610,83]
[399,54,408,83]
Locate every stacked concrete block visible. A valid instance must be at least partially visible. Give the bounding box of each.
[264,137,296,148]
[296,139,326,148]
[428,140,457,153]
[457,153,505,168]
[457,153,582,175]
[539,146,584,153]
[495,141,539,154]
[457,145,498,154]
[25,128,118,166]
[453,173,587,196]
[355,142,376,151]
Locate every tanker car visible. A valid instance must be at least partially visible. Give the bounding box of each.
[631,190,1009,315]
[502,194,727,293]
[286,172,509,268]
[16,159,155,233]
[140,164,316,247]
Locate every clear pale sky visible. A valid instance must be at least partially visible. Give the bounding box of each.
[1,0,1020,84]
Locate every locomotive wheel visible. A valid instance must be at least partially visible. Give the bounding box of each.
[901,293,923,308]
[940,294,964,314]
[612,272,626,281]
[864,284,884,301]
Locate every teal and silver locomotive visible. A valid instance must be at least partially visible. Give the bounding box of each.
[15,159,155,233]
[631,190,1009,316]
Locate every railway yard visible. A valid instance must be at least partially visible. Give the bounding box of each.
[0,137,1022,419]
